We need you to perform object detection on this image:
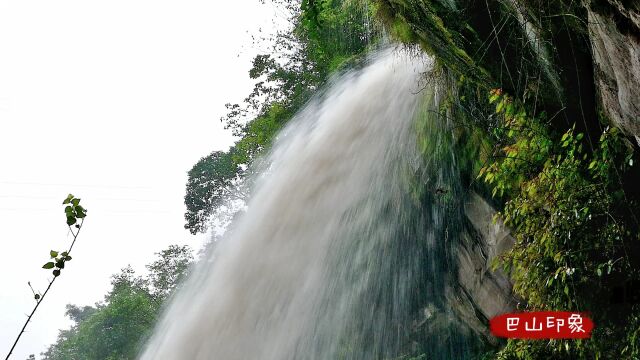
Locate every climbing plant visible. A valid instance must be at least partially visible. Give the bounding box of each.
[4,194,87,360]
[479,90,640,358]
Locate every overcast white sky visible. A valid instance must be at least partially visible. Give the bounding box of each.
[0,1,280,358]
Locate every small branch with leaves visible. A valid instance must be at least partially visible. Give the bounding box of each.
[4,194,87,360]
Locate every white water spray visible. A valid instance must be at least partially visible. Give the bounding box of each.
[141,49,471,360]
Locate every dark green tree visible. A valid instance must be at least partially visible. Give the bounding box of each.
[184,151,240,234]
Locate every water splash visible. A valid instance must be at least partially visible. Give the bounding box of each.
[141,48,475,360]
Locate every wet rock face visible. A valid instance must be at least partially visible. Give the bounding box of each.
[379,0,639,138]
[586,0,640,139]
[454,193,516,343]
[462,193,515,318]
[414,193,517,346]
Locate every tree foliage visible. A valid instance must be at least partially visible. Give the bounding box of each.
[145,245,193,300]
[41,245,193,360]
[478,91,640,359]
[184,151,240,234]
[184,0,377,234]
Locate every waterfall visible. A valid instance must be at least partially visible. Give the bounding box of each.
[140,48,476,360]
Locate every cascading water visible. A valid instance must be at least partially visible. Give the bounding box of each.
[141,48,479,360]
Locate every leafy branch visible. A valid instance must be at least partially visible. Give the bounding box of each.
[4,194,87,360]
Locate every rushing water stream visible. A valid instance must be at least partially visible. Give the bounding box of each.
[141,49,476,359]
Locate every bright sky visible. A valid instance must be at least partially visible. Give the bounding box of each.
[0,1,280,358]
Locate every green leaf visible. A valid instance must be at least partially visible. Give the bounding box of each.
[56,260,65,269]
[42,262,55,269]
[71,198,80,206]
[50,250,58,258]
[75,206,86,218]
[53,269,60,277]
[65,255,72,261]
[61,252,68,257]
[62,194,74,205]
[505,103,514,116]
[66,216,77,226]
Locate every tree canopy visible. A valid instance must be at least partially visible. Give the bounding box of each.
[41,245,193,360]
[184,0,377,234]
